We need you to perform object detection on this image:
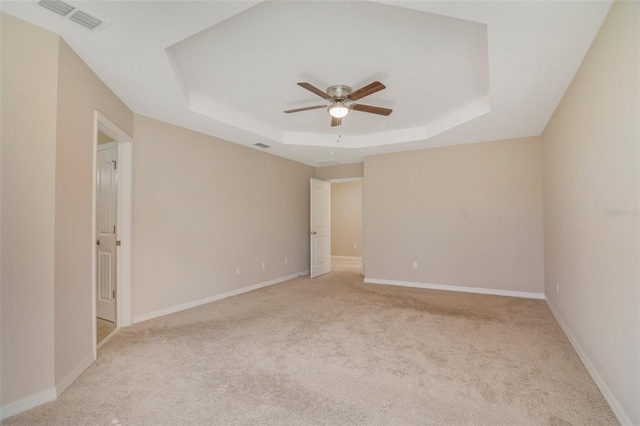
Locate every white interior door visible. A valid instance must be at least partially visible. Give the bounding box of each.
[310,178,331,278]
[96,144,117,322]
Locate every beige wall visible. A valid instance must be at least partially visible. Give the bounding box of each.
[54,40,133,386]
[541,1,639,423]
[331,181,362,257]
[1,13,58,406]
[364,137,544,294]
[315,163,363,180]
[0,13,133,410]
[132,115,314,318]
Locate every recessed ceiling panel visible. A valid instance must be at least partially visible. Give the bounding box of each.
[168,1,489,148]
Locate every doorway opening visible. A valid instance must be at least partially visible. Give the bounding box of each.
[310,177,363,278]
[329,178,363,275]
[92,112,133,355]
[96,138,118,344]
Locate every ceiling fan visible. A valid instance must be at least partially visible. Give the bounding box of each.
[284,81,392,127]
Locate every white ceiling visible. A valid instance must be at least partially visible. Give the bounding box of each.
[168,1,490,150]
[1,0,612,166]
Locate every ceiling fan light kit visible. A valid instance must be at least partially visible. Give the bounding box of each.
[328,102,350,118]
[285,81,392,127]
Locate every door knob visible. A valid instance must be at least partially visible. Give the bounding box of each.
[310,231,317,235]
[96,240,100,245]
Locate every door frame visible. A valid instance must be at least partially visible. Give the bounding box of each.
[91,111,133,359]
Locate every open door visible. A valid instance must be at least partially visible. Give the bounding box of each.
[96,143,117,322]
[310,178,331,278]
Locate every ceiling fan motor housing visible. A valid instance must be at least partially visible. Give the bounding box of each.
[326,85,352,100]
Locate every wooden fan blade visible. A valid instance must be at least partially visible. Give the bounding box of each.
[347,81,386,101]
[284,105,326,113]
[297,82,331,100]
[352,104,393,116]
[331,116,342,127]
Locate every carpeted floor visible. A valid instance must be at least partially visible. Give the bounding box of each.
[97,317,116,344]
[3,258,616,425]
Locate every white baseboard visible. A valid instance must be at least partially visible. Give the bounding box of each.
[544,297,632,425]
[332,256,362,260]
[56,352,95,396]
[364,278,545,299]
[0,387,57,421]
[133,270,309,324]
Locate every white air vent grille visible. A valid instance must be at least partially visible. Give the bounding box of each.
[37,0,109,32]
[37,0,74,17]
[316,160,341,166]
[254,143,271,149]
[68,10,103,30]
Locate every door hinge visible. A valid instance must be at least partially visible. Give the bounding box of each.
[112,290,116,298]
[116,240,121,246]
[112,160,117,170]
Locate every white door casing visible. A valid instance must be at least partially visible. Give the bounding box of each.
[310,178,331,278]
[96,143,117,322]
[92,111,133,360]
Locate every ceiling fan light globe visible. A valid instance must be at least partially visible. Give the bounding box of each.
[328,103,349,118]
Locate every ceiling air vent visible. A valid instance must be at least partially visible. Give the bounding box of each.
[68,10,104,31]
[37,0,109,32]
[37,0,74,17]
[316,160,341,166]
[254,143,271,149]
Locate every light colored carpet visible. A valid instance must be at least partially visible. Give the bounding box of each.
[4,258,616,425]
[96,317,116,344]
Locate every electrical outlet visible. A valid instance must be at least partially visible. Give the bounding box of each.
[236,267,240,275]
[284,257,288,264]
[557,282,560,294]
[413,261,418,269]
[353,244,357,249]
[262,262,267,269]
